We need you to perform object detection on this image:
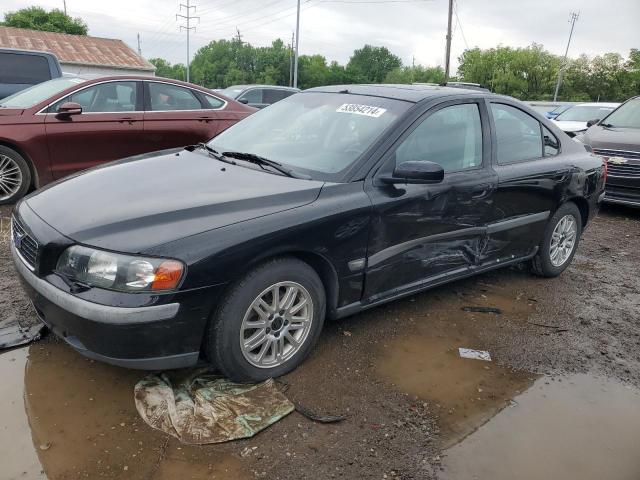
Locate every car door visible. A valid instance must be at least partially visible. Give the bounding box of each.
[487,101,565,260]
[44,80,144,179]
[363,98,498,302]
[143,81,228,150]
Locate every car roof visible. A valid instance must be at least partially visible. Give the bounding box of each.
[223,84,300,91]
[574,102,620,108]
[304,84,486,103]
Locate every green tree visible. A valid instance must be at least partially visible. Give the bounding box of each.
[2,6,87,35]
[149,58,186,81]
[347,45,402,83]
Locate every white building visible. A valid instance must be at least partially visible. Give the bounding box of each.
[0,26,155,77]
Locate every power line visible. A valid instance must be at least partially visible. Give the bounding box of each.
[177,0,199,82]
[453,1,469,50]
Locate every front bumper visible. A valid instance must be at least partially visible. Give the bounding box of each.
[11,240,209,370]
[604,177,640,208]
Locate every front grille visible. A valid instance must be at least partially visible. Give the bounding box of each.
[12,216,39,270]
[593,148,640,160]
[607,163,640,177]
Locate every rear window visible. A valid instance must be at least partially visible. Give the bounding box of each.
[263,89,295,104]
[0,52,51,84]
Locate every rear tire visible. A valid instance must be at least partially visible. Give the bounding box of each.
[0,146,31,204]
[530,202,582,277]
[204,257,326,382]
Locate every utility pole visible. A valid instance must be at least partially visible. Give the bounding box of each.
[443,0,453,83]
[293,0,301,89]
[553,11,579,102]
[289,32,295,87]
[63,0,67,15]
[177,0,199,83]
[137,33,142,56]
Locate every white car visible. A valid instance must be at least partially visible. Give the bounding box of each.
[551,102,620,137]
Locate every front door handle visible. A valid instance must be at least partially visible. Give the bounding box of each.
[471,184,492,199]
[117,116,137,125]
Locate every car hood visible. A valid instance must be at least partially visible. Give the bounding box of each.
[25,149,324,252]
[583,126,640,152]
[551,120,587,132]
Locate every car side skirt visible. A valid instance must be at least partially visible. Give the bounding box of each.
[334,247,538,319]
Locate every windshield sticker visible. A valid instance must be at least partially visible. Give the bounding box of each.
[336,104,387,118]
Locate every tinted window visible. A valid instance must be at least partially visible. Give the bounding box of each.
[263,89,293,104]
[395,103,483,172]
[543,126,559,156]
[0,53,51,84]
[60,81,138,113]
[238,89,262,104]
[203,93,225,109]
[491,103,542,164]
[149,82,201,111]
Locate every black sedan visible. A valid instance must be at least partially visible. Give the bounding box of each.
[12,84,605,381]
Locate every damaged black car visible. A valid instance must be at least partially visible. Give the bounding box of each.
[12,85,605,381]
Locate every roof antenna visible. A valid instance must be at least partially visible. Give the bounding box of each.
[338,89,350,94]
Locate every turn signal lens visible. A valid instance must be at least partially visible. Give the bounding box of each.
[151,260,184,290]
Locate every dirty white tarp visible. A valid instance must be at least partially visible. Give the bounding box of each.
[134,370,294,444]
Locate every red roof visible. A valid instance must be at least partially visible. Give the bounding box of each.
[0,26,155,71]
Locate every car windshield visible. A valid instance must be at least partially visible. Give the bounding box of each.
[556,105,616,122]
[600,98,640,128]
[0,77,86,109]
[219,87,244,99]
[208,92,410,180]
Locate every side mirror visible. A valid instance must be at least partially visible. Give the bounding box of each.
[57,102,82,116]
[586,118,600,128]
[380,160,444,185]
[238,98,249,104]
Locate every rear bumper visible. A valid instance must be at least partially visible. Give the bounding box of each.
[11,241,216,370]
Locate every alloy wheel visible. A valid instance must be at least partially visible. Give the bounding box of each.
[0,154,23,201]
[549,214,577,267]
[239,281,314,369]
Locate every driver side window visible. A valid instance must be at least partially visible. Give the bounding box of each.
[395,103,483,173]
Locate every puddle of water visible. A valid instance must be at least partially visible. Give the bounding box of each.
[0,348,45,480]
[375,276,539,445]
[376,330,535,445]
[442,374,640,480]
[24,339,250,479]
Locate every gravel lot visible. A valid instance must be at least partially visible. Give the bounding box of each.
[0,204,639,480]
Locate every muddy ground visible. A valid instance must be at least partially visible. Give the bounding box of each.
[1,204,639,480]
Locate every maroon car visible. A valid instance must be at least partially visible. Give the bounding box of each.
[0,75,255,203]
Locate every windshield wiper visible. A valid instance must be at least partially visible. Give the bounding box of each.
[221,151,309,179]
[600,122,615,128]
[193,143,237,165]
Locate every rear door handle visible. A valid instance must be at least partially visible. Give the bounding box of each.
[118,116,137,124]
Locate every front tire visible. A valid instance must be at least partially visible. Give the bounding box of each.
[205,257,326,382]
[530,202,582,277]
[0,146,31,204]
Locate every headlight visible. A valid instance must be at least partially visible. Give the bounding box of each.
[56,245,184,292]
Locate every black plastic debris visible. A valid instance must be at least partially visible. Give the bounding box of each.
[462,306,503,314]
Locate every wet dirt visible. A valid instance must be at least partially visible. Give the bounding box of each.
[0,205,638,479]
[442,374,640,480]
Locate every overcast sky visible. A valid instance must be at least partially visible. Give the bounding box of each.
[2,0,639,71]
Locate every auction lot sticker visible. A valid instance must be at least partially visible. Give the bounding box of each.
[336,104,387,118]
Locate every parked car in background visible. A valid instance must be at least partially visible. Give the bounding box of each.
[219,85,300,108]
[0,48,62,100]
[0,75,254,203]
[552,102,619,136]
[11,84,605,381]
[545,104,572,119]
[576,96,640,207]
